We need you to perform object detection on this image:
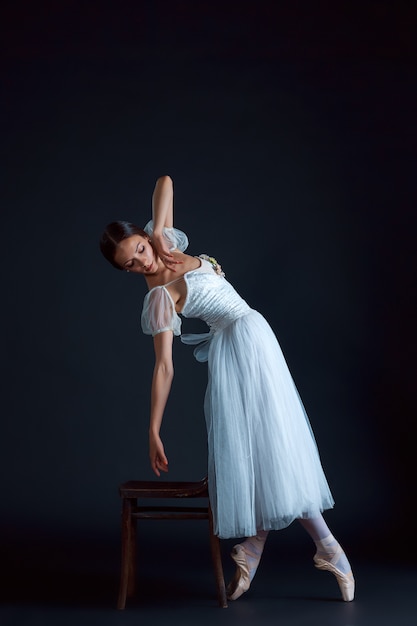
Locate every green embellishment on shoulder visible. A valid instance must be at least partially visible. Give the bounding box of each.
[198,254,225,277]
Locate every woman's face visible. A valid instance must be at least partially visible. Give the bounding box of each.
[113,235,159,274]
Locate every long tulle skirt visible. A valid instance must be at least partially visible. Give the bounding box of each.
[204,310,334,539]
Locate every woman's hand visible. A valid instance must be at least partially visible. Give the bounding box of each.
[149,432,169,477]
[152,231,183,271]
[149,334,173,478]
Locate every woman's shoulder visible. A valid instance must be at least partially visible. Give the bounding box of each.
[141,283,182,337]
[146,254,201,291]
[142,284,172,309]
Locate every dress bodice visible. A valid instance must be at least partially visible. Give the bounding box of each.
[141,259,250,339]
[181,262,250,331]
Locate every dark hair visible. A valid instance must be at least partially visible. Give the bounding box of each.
[99,221,150,270]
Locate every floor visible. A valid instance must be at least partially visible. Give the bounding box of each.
[1,528,416,626]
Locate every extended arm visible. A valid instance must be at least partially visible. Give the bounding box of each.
[149,330,174,476]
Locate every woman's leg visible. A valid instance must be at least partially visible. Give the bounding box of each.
[227,530,269,600]
[298,515,355,601]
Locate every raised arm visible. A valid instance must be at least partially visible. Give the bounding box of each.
[152,175,174,232]
[150,176,182,269]
[149,330,174,476]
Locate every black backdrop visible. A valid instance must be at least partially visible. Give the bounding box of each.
[2,1,416,584]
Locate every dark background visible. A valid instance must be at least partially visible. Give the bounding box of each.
[1,0,416,620]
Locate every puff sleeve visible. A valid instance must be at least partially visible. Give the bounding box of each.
[141,287,182,337]
[143,220,189,252]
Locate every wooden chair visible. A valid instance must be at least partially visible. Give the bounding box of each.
[117,477,228,609]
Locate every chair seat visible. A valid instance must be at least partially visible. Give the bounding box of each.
[119,478,209,499]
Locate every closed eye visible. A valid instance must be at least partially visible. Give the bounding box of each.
[123,242,146,269]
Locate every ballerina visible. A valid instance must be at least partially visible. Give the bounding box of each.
[100,175,354,602]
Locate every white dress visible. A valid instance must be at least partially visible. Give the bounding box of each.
[141,225,335,539]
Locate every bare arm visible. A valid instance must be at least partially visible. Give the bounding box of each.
[151,176,182,269]
[149,330,174,476]
[152,175,174,234]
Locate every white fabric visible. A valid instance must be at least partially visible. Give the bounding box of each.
[141,286,182,337]
[144,219,189,252]
[140,221,189,337]
[140,236,335,539]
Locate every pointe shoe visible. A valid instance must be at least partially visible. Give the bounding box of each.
[314,543,355,602]
[226,545,251,601]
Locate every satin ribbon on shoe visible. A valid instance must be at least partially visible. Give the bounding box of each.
[226,545,252,601]
[314,544,355,602]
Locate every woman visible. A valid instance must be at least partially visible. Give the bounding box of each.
[100,175,354,602]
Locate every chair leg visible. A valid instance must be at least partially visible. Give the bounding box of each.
[118,498,135,610]
[208,504,228,608]
[127,509,137,597]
